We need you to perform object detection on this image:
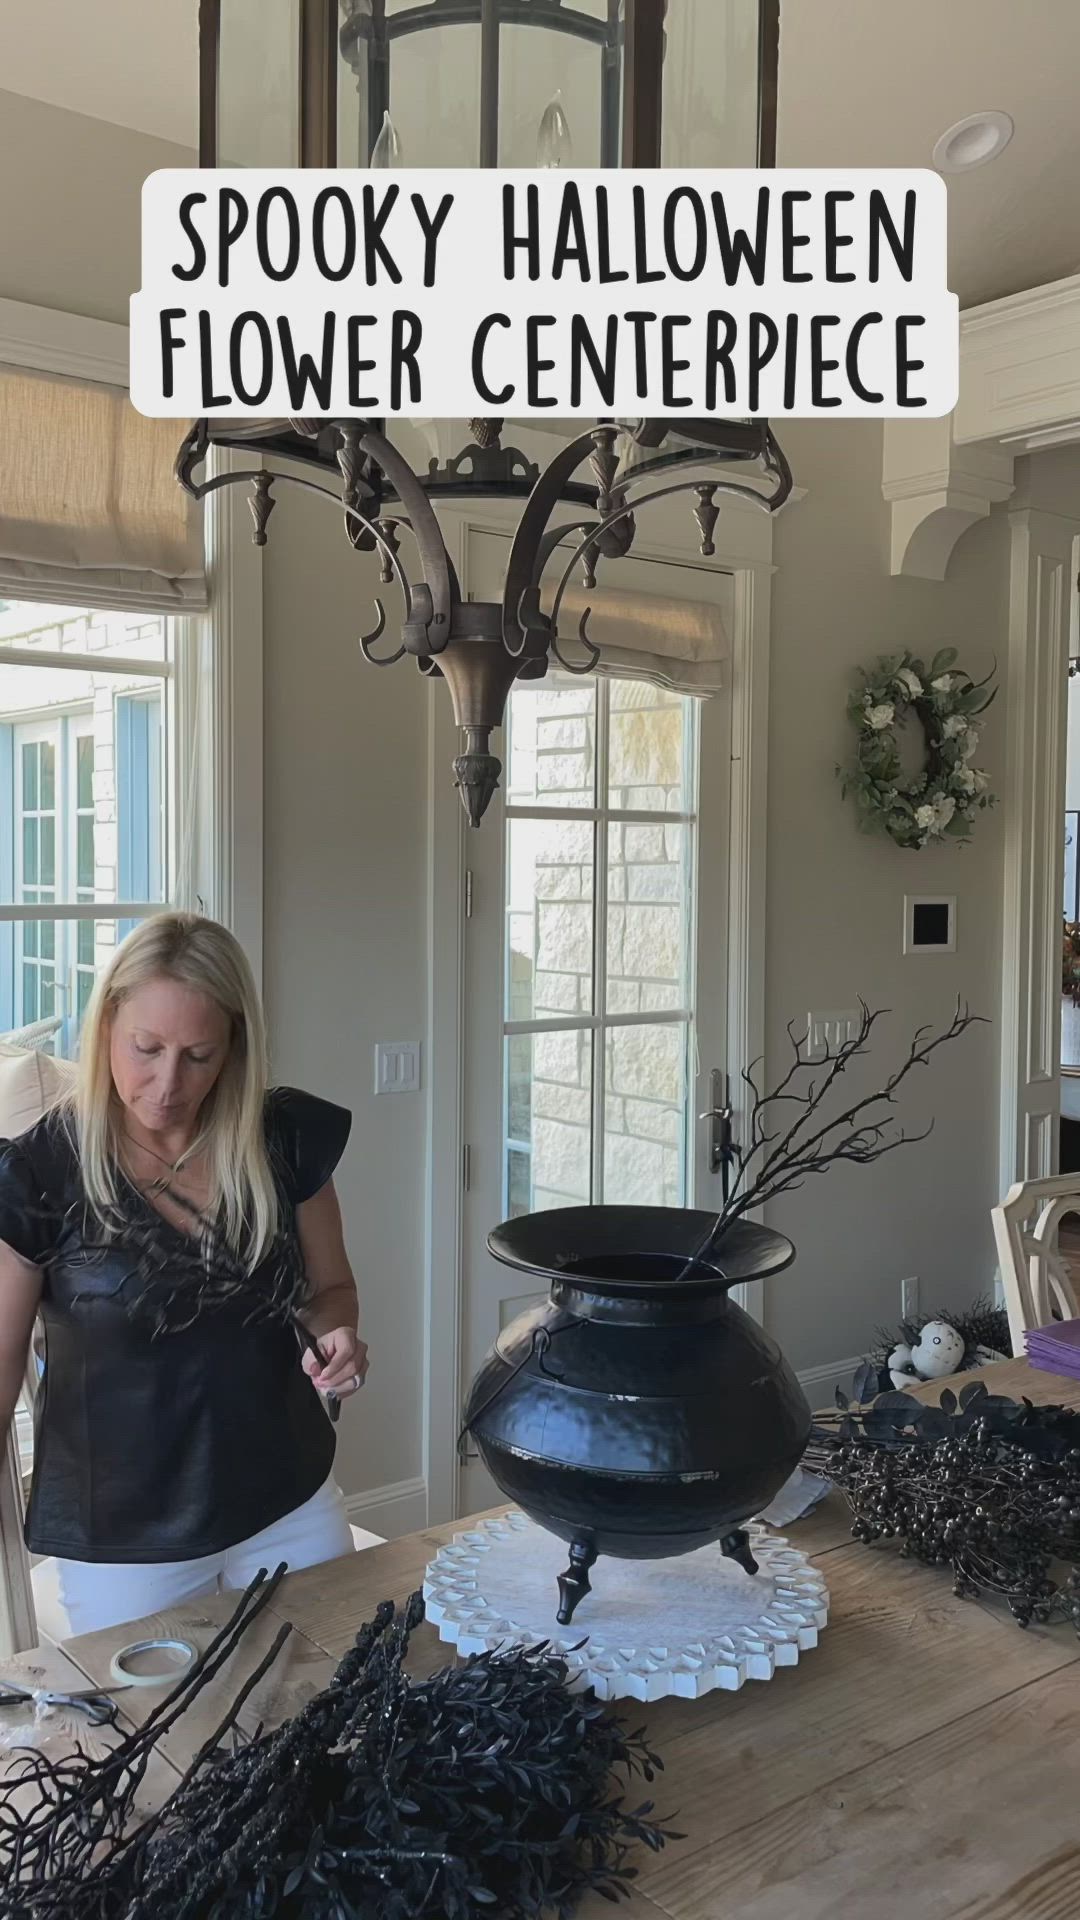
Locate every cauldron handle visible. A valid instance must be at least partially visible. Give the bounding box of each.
[457,1313,578,1460]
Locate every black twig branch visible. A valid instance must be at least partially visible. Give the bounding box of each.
[678,1000,984,1281]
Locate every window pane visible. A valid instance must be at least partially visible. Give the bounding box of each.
[507,1147,533,1221]
[214,0,303,166]
[77,815,94,890]
[661,0,762,169]
[39,741,55,811]
[607,683,690,812]
[506,817,594,1021]
[0,602,168,663]
[39,817,55,887]
[2,662,169,909]
[607,822,691,1011]
[1,918,130,1057]
[499,27,606,166]
[506,677,596,808]
[76,734,94,808]
[116,693,167,905]
[372,15,482,167]
[21,744,37,810]
[505,1030,593,1214]
[507,1033,533,1143]
[603,1023,688,1207]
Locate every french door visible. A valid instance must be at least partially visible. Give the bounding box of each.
[459,542,734,1514]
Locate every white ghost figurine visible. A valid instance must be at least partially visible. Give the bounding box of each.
[888,1342,915,1390]
[910,1320,965,1380]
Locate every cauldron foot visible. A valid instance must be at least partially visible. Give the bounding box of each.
[720,1527,759,1578]
[556,1539,598,1624]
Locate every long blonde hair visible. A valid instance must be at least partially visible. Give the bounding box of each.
[72,912,280,1268]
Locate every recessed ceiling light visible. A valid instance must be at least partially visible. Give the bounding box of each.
[932,111,1014,173]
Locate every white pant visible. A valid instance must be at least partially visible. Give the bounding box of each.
[33,1475,355,1639]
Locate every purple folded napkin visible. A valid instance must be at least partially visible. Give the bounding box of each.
[1026,1318,1080,1376]
[1026,1316,1080,1351]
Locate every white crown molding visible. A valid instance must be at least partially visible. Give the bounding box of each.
[883,274,1080,580]
[883,417,1015,580]
[956,274,1080,451]
[0,297,129,387]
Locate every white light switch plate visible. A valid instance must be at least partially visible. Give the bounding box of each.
[374,1041,421,1095]
[806,1010,861,1062]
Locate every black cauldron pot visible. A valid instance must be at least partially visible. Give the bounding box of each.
[462,1205,811,1624]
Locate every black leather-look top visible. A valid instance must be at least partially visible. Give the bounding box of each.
[0,1087,351,1563]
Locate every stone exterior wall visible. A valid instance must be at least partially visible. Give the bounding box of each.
[507,677,693,1215]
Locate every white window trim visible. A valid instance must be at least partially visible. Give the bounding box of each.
[424,490,783,1525]
[0,296,263,982]
[175,444,264,990]
[0,301,262,1649]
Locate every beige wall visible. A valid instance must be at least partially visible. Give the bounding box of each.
[764,418,1009,1368]
[0,92,191,324]
[260,478,431,1497]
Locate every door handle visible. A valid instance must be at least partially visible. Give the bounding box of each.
[699,1068,738,1197]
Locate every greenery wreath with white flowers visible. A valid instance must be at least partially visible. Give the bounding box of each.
[838,647,996,850]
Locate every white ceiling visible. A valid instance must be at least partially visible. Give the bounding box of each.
[3,0,1079,307]
[2,0,199,148]
[776,0,1080,306]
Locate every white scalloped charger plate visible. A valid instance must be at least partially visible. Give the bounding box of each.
[423,1512,829,1702]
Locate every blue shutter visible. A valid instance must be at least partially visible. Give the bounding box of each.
[0,723,12,1030]
[117,695,161,939]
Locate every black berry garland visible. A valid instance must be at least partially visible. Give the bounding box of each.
[807,1383,1080,1631]
[0,1578,676,1919]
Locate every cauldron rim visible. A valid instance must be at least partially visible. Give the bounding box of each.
[487,1204,795,1296]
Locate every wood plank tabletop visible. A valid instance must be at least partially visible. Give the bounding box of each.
[20,1356,1080,1918]
[0,1637,180,1824]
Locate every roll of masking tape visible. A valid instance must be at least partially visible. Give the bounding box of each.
[109,1638,197,1688]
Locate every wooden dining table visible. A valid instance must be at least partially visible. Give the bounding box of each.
[4,1354,1080,1919]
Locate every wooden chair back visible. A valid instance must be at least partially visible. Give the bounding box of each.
[992,1173,1080,1355]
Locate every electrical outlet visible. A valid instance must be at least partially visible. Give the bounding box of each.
[901,1275,919,1322]
[806,1010,861,1063]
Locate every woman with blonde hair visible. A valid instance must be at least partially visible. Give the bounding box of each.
[0,911,368,1634]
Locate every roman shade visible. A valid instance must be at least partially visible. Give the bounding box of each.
[545,579,729,694]
[0,365,204,611]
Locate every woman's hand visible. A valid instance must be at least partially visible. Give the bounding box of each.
[302,1326,370,1397]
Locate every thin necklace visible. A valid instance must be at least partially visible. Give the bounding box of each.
[122,1130,205,1204]
[122,1129,199,1174]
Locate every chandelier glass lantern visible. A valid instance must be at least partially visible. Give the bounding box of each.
[190,0,789,823]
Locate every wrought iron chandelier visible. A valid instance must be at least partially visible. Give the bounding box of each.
[187,0,790,823]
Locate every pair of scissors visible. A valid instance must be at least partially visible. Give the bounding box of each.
[293,1319,340,1422]
[0,1679,127,1728]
